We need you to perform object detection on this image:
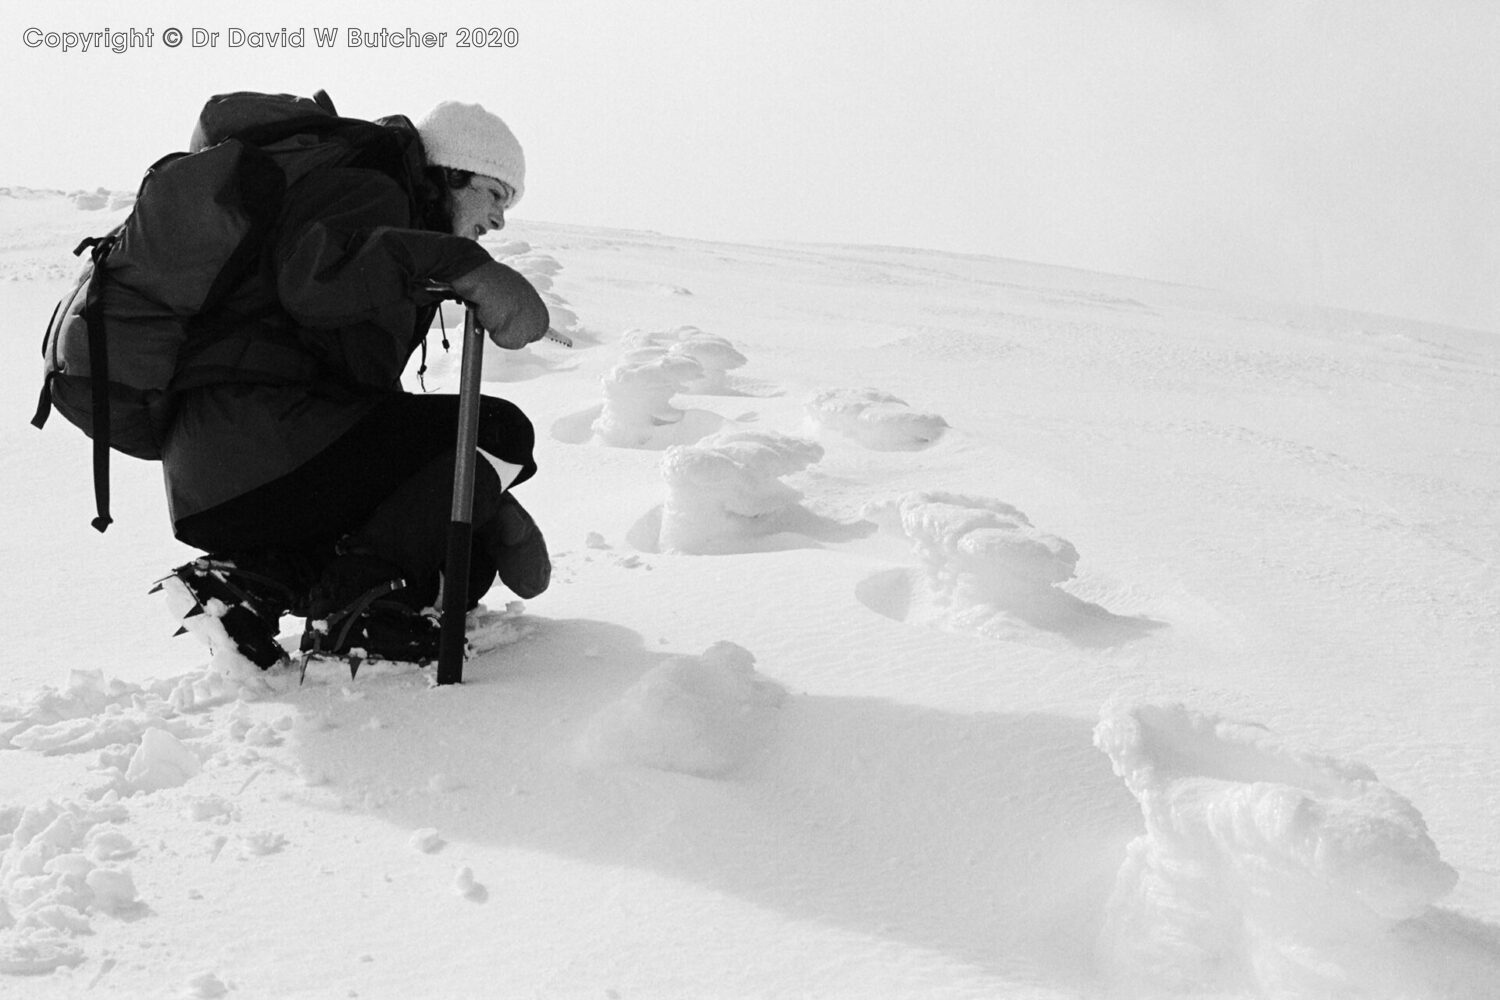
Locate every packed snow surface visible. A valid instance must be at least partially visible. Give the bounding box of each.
[1,187,1497,998]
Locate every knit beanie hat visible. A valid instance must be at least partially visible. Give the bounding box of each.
[417,101,525,206]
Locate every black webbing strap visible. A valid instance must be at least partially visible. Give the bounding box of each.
[78,234,118,533]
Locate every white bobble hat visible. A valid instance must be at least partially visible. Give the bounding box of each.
[417,101,525,206]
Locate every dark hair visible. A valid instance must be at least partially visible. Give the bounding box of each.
[438,166,476,191]
[417,166,475,233]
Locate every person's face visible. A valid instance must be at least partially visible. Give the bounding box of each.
[450,173,514,240]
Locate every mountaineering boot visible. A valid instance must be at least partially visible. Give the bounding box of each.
[300,553,439,672]
[302,599,442,669]
[493,492,550,599]
[158,557,294,669]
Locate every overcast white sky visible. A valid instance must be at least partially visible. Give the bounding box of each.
[3,0,1497,331]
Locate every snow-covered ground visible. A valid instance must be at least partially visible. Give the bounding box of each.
[1,186,1497,998]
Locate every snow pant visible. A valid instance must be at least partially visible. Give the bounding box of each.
[172,391,547,615]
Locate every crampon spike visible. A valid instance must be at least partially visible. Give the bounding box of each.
[172,625,189,637]
[183,604,205,619]
[148,582,165,595]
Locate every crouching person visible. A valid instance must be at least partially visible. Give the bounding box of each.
[161,101,551,669]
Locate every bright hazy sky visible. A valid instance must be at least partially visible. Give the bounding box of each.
[3,0,1497,331]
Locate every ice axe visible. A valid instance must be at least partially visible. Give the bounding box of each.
[424,281,569,685]
[436,301,484,685]
[425,282,570,685]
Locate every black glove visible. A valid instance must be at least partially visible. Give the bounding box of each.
[449,261,550,349]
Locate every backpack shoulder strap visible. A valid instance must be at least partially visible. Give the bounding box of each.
[74,234,121,532]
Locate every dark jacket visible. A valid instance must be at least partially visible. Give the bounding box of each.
[161,165,492,524]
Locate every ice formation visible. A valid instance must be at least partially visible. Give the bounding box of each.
[1094,702,1458,996]
[806,387,948,450]
[657,430,825,553]
[581,641,787,777]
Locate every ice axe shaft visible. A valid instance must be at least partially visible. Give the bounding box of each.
[437,306,484,685]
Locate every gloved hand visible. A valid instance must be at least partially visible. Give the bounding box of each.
[449,261,550,349]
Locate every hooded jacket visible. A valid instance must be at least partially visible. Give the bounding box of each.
[161,163,493,525]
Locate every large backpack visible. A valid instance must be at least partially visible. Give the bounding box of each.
[33,90,427,531]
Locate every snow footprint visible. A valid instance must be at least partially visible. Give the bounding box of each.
[1094,702,1458,996]
[806,387,948,450]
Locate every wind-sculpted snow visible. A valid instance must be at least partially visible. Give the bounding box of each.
[1094,702,1459,996]
[555,328,753,448]
[859,492,1162,647]
[588,344,719,448]
[891,491,1078,590]
[655,430,827,554]
[620,325,748,393]
[580,641,787,776]
[805,387,948,450]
